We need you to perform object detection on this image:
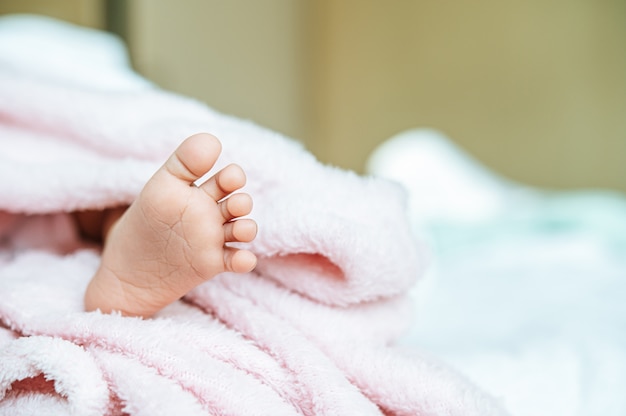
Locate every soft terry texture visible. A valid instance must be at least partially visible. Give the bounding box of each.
[0,15,506,415]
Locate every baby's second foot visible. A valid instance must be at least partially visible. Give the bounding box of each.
[84,133,257,317]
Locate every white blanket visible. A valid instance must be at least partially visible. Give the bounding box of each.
[369,129,626,416]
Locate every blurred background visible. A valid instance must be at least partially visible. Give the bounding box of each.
[1,0,625,192]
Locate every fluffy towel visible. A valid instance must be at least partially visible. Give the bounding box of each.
[0,15,507,415]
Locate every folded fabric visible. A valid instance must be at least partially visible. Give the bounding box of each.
[0,15,507,415]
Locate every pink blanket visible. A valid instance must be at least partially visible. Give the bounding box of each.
[0,43,507,416]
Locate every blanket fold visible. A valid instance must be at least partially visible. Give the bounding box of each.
[0,69,422,306]
[0,15,507,415]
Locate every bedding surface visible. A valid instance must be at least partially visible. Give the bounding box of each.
[368,129,626,416]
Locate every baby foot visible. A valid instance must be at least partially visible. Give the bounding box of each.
[84,133,257,317]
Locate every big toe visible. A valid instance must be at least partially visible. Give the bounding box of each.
[162,133,223,183]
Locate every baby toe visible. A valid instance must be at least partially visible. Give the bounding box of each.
[220,193,253,221]
[224,219,257,243]
[200,164,247,202]
[162,133,222,183]
[224,248,257,273]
